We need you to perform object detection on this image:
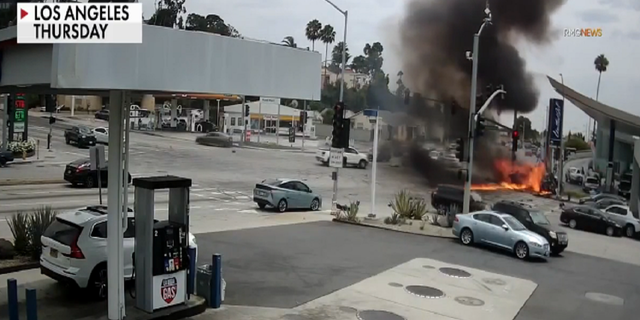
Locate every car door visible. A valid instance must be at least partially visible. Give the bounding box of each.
[471,213,491,241]
[278,182,300,208]
[604,205,627,226]
[123,218,135,279]
[485,214,511,250]
[580,208,601,231]
[344,148,358,165]
[291,181,313,208]
[94,128,108,144]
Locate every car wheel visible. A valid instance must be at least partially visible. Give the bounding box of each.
[65,137,70,144]
[514,241,529,260]
[0,158,6,167]
[310,198,320,211]
[88,264,108,300]
[551,248,564,256]
[358,160,367,169]
[85,176,95,188]
[342,158,347,168]
[624,224,635,238]
[569,219,577,229]
[276,199,288,212]
[459,228,473,245]
[605,226,615,237]
[258,203,266,209]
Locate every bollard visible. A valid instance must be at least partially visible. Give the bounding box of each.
[22,149,26,160]
[36,140,39,160]
[7,279,18,320]
[210,254,222,309]
[26,288,37,320]
[187,247,197,298]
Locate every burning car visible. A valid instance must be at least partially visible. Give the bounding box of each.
[471,159,551,195]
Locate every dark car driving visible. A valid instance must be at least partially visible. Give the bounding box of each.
[578,192,626,204]
[492,200,568,255]
[559,204,622,237]
[431,184,486,212]
[0,150,14,167]
[64,158,132,188]
[64,126,97,148]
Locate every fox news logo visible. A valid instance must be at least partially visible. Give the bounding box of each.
[564,28,602,37]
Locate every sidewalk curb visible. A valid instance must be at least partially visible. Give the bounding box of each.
[0,179,65,186]
[8,159,44,165]
[332,218,456,239]
[0,261,39,275]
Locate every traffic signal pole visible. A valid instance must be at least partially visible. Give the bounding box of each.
[462,32,481,215]
[1,95,7,152]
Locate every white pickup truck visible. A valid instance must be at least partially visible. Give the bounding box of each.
[316,147,369,169]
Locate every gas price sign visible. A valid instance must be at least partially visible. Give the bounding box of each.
[13,95,26,133]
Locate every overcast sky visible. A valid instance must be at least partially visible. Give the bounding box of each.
[139,0,639,135]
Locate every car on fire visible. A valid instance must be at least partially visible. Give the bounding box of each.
[492,200,568,255]
[453,210,550,260]
[559,204,622,237]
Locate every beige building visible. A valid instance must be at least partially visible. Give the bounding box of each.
[349,110,426,142]
[321,67,370,90]
[55,94,157,111]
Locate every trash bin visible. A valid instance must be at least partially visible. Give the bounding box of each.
[196,265,226,304]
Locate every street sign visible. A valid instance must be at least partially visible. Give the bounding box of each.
[329,147,343,168]
[363,109,378,117]
[13,95,26,133]
[288,127,295,143]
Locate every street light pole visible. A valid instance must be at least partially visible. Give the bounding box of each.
[558,73,565,199]
[324,0,348,213]
[462,9,491,215]
[216,99,220,128]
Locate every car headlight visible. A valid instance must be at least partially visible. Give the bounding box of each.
[81,135,86,138]
[528,242,543,248]
[549,231,557,239]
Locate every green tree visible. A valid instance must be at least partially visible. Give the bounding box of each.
[320,25,336,80]
[330,41,350,73]
[281,36,297,47]
[572,132,585,141]
[185,14,240,36]
[305,19,322,51]
[148,0,187,28]
[350,55,367,74]
[591,53,609,142]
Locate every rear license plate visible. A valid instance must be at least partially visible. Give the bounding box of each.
[50,249,58,258]
[66,170,71,175]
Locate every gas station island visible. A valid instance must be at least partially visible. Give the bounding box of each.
[0,24,320,320]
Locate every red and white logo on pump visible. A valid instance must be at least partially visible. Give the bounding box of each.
[160,277,177,304]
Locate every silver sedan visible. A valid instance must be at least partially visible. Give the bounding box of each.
[452,210,550,260]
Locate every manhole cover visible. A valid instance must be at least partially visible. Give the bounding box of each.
[585,292,624,306]
[356,310,405,320]
[405,285,445,298]
[482,278,506,285]
[439,267,471,278]
[422,265,435,269]
[455,296,485,306]
[388,282,403,287]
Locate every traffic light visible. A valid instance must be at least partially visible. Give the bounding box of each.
[512,130,519,152]
[454,138,465,162]
[475,115,486,137]
[331,102,345,148]
[244,104,250,117]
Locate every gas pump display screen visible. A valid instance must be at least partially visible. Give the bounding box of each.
[167,228,173,235]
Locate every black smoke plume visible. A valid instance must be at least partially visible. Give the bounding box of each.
[396,0,566,186]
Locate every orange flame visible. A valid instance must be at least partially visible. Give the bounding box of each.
[472,159,547,193]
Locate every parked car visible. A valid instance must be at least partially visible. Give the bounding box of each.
[578,192,626,204]
[0,150,14,167]
[617,171,632,199]
[40,205,197,299]
[92,127,109,144]
[602,204,640,237]
[315,147,368,169]
[64,126,97,148]
[452,211,550,260]
[94,109,109,120]
[195,132,233,148]
[492,200,568,255]
[559,205,622,237]
[582,176,600,193]
[431,184,486,212]
[565,167,584,185]
[64,158,132,188]
[253,178,322,212]
[194,120,217,133]
[588,197,627,210]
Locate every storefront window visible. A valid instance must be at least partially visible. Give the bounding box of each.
[230,117,236,126]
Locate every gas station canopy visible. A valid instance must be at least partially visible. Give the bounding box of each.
[547,76,640,136]
[0,25,321,100]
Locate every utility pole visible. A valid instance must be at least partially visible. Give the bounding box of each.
[558,73,565,199]
[1,94,8,152]
[241,95,245,144]
[462,4,492,215]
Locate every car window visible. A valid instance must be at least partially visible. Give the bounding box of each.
[473,213,490,222]
[279,182,295,190]
[293,182,310,192]
[262,179,283,186]
[607,206,627,216]
[44,219,82,245]
[488,215,505,227]
[78,127,92,134]
[124,218,135,238]
[95,128,106,134]
[503,216,526,231]
[586,178,598,184]
[529,211,550,225]
[345,148,357,154]
[91,222,107,238]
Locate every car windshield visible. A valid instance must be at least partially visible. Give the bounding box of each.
[78,127,92,134]
[503,216,526,231]
[262,179,284,186]
[586,178,598,184]
[470,192,482,202]
[529,211,550,225]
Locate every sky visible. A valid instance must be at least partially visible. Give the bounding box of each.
[139,0,639,135]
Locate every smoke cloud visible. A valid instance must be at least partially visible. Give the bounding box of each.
[396,0,566,186]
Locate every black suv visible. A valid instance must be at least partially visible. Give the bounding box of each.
[492,200,568,255]
[64,125,96,148]
[431,184,486,212]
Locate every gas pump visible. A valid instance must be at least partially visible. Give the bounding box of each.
[132,176,192,313]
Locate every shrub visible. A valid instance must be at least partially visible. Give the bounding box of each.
[27,206,57,260]
[411,198,428,220]
[384,213,404,225]
[337,201,360,222]
[6,212,30,256]
[4,138,36,154]
[390,190,428,220]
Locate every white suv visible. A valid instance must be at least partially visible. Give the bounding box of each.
[315,147,368,169]
[40,205,197,299]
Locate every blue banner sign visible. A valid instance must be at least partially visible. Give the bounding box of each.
[548,98,564,147]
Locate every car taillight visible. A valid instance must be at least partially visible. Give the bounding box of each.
[454,215,459,222]
[64,233,85,259]
[76,164,89,172]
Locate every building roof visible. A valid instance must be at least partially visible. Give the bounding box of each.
[547,76,640,136]
[225,101,301,116]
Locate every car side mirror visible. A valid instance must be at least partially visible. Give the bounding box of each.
[502,224,509,231]
[308,189,312,193]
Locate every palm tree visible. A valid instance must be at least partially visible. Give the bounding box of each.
[282,36,297,47]
[320,25,336,84]
[591,54,609,141]
[305,19,322,51]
